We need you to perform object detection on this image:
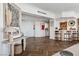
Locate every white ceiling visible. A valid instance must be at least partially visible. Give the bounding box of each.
[29,3,79,15]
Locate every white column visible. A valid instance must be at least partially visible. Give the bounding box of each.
[49,19,55,39]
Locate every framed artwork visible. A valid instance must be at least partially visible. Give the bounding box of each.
[5,3,20,27]
[60,21,67,30]
[40,23,45,30]
[41,25,45,30]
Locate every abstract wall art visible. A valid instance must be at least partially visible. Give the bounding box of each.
[5,3,20,27]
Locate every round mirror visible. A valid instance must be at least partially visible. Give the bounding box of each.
[68,20,75,26]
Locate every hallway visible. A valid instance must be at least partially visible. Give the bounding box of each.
[15,37,79,56]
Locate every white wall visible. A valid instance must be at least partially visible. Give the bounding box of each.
[21,20,35,37]
[61,11,79,18]
[35,21,45,37]
[21,21,46,37]
[62,11,76,17]
[0,3,3,55]
[0,3,2,55]
[21,15,47,37]
[50,20,55,39]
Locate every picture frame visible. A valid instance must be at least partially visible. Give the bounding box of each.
[5,3,20,27]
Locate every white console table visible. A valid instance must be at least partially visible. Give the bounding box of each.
[2,36,26,56]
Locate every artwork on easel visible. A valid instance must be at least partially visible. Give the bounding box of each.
[5,3,19,27]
